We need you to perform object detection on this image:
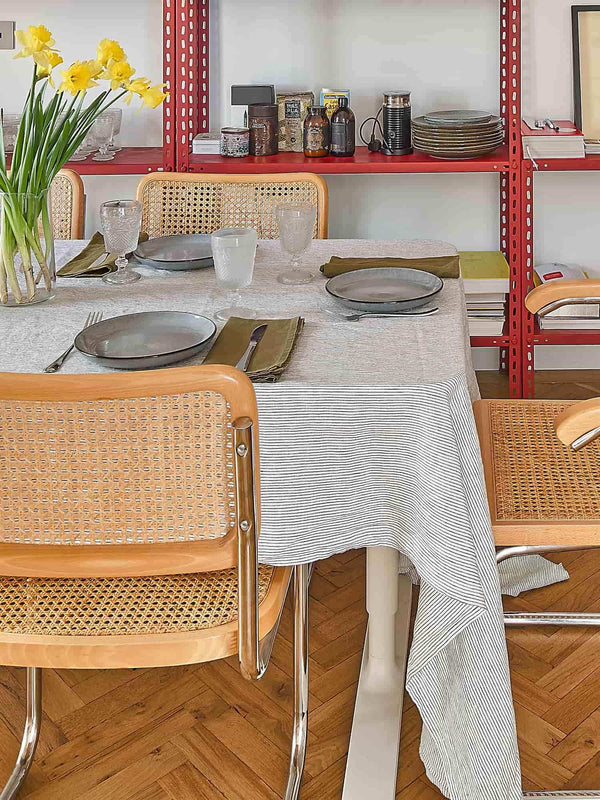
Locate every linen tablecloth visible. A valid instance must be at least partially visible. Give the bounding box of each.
[1,238,543,800]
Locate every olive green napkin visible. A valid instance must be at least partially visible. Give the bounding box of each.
[320,254,460,279]
[57,231,149,277]
[203,316,304,383]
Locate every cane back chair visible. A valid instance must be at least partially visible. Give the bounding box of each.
[136,171,328,239]
[475,278,600,798]
[0,366,309,800]
[49,169,85,239]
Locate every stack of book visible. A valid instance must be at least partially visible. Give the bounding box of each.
[521,120,585,160]
[192,132,221,155]
[585,140,600,155]
[534,263,600,330]
[459,251,509,336]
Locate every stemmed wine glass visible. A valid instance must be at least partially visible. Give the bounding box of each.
[211,227,258,321]
[275,203,317,285]
[106,109,123,152]
[100,200,142,285]
[92,116,115,162]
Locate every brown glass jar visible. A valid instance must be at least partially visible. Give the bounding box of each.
[248,103,278,156]
[303,106,330,157]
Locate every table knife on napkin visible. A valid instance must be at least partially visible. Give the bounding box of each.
[235,324,268,371]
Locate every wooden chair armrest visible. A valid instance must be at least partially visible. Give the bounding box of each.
[525,279,600,315]
[556,398,600,450]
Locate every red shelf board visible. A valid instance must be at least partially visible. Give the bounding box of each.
[470,335,510,347]
[63,147,165,175]
[533,323,600,344]
[533,154,600,172]
[188,145,510,175]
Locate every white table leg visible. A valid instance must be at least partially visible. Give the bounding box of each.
[342,546,412,800]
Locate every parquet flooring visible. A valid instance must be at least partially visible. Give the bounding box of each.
[3,370,600,798]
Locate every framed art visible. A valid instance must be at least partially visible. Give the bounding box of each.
[573,5,600,139]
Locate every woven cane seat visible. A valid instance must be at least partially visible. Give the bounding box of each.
[475,400,600,545]
[0,564,275,637]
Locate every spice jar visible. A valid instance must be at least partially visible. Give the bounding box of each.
[303,106,330,157]
[248,103,278,156]
[220,127,250,158]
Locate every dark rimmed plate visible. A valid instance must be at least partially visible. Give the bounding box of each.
[325,268,443,313]
[134,234,213,271]
[74,311,216,369]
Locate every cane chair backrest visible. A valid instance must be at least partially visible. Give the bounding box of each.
[136,172,328,239]
[0,366,259,578]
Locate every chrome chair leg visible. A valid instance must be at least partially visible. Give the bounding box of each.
[284,564,309,800]
[499,548,600,797]
[0,668,42,800]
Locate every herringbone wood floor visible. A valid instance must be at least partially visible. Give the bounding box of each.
[3,370,600,799]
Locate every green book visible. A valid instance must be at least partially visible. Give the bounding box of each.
[459,251,510,294]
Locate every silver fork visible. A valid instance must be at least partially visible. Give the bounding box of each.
[44,311,103,373]
[325,307,439,322]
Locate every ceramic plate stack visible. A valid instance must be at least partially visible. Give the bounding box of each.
[412,110,504,160]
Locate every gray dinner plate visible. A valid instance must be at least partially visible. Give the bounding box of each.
[424,110,493,125]
[75,311,216,369]
[325,268,443,313]
[134,234,213,271]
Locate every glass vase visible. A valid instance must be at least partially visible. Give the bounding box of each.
[0,189,55,307]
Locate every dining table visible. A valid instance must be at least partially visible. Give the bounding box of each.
[1,236,567,800]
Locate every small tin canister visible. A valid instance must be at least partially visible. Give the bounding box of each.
[220,127,250,158]
[248,103,279,156]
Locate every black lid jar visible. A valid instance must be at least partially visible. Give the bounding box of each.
[248,103,279,156]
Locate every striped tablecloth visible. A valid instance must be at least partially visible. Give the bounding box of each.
[2,238,559,800]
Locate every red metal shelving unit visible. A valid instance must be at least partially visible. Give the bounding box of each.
[174,0,524,396]
[521,155,600,398]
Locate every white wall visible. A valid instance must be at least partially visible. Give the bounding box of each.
[1,0,598,367]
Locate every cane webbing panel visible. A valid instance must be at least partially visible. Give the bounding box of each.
[140,178,321,239]
[0,391,234,545]
[486,400,600,521]
[0,564,274,636]
[49,173,76,240]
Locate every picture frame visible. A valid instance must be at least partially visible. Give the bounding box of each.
[572,5,600,139]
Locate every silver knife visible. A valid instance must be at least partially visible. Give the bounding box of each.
[235,324,268,372]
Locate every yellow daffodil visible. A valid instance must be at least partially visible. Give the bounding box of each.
[101,59,135,90]
[58,61,99,96]
[140,84,169,109]
[96,39,126,67]
[124,77,151,105]
[36,51,64,85]
[14,24,55,59]
[86,59,104,79]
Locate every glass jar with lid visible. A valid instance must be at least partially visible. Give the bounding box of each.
[303,106,330,157]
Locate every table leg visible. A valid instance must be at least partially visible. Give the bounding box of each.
[342,546,412,800]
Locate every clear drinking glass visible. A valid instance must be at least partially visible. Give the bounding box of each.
[106,108,123,152]
[211,227,258,321]
[275,202,317,285]
[92,116,115,162]
[100,200,142,285]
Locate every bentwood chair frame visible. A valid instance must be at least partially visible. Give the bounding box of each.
[475,278,600,799]
[136,171,329,239]
[49,169,85,239]
[0,366,309,800]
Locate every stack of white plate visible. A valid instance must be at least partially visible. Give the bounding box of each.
[412,110,504,160]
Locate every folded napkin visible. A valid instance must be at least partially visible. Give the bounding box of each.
[57,231,149,277]
[203,316,304,383]
[320,254,460,279]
